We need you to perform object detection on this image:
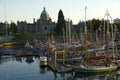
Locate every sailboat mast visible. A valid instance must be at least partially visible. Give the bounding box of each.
[85,6,87,39]
[103,18,105,45]
[84,6,87,63]
[106,12,109,59]
[4,0,7,36]
[104,10,110,59]
[68,19,71,45]
[110,16,116,61]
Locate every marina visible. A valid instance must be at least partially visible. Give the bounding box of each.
[0,39,120,80]
[1,17,120,80]
[0,0,120,80]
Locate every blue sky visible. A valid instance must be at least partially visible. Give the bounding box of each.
[0,0,120,24]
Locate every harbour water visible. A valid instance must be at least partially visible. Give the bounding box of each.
[1,45,120,80]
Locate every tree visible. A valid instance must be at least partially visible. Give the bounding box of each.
[10,22,18,35]
[91,18,101,32]
[54,9,66,35]
[115,23,120,32]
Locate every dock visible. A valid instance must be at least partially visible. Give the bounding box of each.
[47,60,73,73]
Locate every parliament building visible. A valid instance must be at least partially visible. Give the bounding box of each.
[17,7,56,34]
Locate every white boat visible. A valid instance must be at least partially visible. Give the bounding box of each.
[40,56,47,62]
[40,56,48,67]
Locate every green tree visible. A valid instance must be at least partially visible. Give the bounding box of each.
[54,9,66,35]
[7,27,11,35]
[10,22,18,35]
[115,23,120,32]
[91,18,101,32]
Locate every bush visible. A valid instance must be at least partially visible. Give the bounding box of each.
[0,32,5,36]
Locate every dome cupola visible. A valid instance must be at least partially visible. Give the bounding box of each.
[40,7,51,21]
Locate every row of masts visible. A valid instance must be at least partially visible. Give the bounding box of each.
[82,8,119,66]
[50,7,119,70]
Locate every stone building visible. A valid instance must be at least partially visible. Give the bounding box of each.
[0,22,6,32]
[114,18,120,23]
[17,7,56,34]
[0,22,9,34]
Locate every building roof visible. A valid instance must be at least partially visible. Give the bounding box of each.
[40,7,51,21]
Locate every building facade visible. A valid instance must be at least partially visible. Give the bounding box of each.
[0,22,10,34]
[0,22,6,32]
[114,18,120,23]
[17,7,56,34]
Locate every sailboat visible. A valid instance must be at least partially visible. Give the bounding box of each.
[68,8,117,73]
[72,56,117,73]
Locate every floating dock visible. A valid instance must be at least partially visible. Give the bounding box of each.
[47,60,73,73]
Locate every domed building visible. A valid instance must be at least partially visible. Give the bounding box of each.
[40,7,51,21]
[36,7,55,34]
[17,7,56,34]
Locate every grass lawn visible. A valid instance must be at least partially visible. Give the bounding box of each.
[25,33,47,37]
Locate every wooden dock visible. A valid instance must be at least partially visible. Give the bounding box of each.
[47,60,73,73]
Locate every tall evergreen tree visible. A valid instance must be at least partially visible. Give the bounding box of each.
[10,22,18,34]
[54,9,66,35]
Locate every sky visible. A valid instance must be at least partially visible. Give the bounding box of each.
[0,0,120,24]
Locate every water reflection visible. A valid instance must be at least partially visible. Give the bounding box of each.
[16,56,22,62]
[0,56,51,80]
[1,45,120,80]
[25,56,34,64]
[72,71,120,80]
[1,55,120,80]
[40,66,50,74]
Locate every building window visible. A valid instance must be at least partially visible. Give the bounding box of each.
[44,27,47,30]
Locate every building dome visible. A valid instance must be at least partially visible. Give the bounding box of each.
[40,7,51,21]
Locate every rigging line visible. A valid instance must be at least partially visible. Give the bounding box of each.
[4,0,7,21]
[4,0,7,36]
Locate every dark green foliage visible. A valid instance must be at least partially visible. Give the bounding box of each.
[10,22,18,34]
[21,31,27,36]
[0,32,5,36]
[54,9,66,35]
[115,23,120,31]
[91,18,101,32]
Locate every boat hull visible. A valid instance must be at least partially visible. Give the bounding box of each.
[40,61,48,68]
[40,57,48,67]
[73,66,117,73]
